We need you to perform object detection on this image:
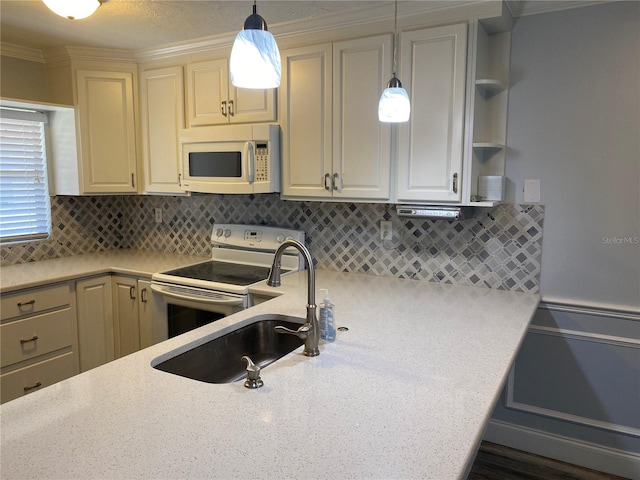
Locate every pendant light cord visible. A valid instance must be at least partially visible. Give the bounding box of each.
[392,0,398,77]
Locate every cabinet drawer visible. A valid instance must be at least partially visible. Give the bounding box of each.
[1,352,77,404]
[1,309,74,367]
[1,284,70,321]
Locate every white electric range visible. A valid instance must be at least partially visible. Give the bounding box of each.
[150,223,305,341]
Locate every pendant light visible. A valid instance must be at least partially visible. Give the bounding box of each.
[378,0,410,122]
[42,0,100,20]
[230,1,281,89]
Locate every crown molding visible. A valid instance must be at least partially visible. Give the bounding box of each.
[134,0,505,62]
[505,0,614,18]
[0,43,45,63]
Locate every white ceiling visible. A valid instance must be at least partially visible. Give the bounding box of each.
[0,1,387,51]
[0,1,611,53]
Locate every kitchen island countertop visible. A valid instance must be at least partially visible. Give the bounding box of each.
[0,269,539,479]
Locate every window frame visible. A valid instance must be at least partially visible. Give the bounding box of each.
[0,106,53,245]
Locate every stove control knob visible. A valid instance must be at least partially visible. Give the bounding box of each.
[276,234,285,243]
[224,229,231,238]
[215,228,224,237]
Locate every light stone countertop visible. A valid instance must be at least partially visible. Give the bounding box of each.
[0,249,210,292]
[0,268,539,480]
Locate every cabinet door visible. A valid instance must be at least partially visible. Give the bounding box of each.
[76,275,114,372]
[137,279,154,349]
[111,276,141,359]
[230,86,276,123]
[186,59,229,126]
[139,66,185,194]
[280,44,333,198]
[396,24,467,203]
[333,35,392,200]
[76,70,137,193]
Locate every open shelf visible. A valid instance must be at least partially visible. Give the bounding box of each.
[473,142,504,150]
[475,78,508,94]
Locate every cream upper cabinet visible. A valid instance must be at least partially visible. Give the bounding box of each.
[48,67,138,195]
[75,70,138,194]
[281,35,392,200]
[186,58,276,127]
[333,35,393,200]
[395,24,468,203]
[139,66,185,194]
[280,43,333,198]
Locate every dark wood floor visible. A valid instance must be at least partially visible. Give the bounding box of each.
[467,442,629,480]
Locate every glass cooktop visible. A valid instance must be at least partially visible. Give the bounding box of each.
[161,261,279,286]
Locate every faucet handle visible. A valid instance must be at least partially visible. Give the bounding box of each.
[241,356,264,389]
[275,323,311,339]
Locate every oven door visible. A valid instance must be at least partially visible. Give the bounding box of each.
[150,282,247,342]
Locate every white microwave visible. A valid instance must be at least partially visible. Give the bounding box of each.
[179,124,280,194]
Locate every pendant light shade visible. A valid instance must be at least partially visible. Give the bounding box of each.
[42,0,100,20]
[378,76,411,122]
[230,1,281,89]
[378,0,410,123]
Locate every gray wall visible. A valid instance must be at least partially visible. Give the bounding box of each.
[504,1,640,310]
[489,3,640,477]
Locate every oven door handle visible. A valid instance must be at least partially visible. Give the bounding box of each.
[150,284,245,306]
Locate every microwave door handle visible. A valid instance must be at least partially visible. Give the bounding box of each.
[246,142,255,183]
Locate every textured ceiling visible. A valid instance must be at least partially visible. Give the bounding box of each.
[0,0,387,51]
[0,1,610,53]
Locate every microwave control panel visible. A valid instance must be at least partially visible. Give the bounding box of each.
[255,142,269,182]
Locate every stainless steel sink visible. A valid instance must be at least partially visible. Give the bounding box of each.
[153,315,305,383]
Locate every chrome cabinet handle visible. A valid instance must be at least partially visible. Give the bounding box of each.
[324,173,332,191]
[141,288,148,303]
[221,101,227,117]
[228,100,234,116]
[20,335,39,344]
[24,382,42,392]
[129,286,136,300]
[17,299,35,307]
[333,173,342,192]
[452,173,458,194]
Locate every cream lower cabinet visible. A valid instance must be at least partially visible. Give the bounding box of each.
[280,35,393,201]
[111,276,153,358]
[139,66,185,194]
[76,275,115,372]
[0,283,79,404]
[395,24,468,203]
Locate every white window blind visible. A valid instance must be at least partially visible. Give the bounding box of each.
[0,109,52,243]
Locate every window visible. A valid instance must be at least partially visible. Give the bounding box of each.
[0,108,52,243]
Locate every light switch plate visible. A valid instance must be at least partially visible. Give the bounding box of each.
[523,179,541,203]
[154,208,163,223]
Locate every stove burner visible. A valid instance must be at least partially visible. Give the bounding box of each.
[162,261,280,286]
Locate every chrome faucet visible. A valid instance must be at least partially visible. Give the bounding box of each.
[267,239,319,357]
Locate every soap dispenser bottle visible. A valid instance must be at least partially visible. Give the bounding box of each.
[318,288,336,342]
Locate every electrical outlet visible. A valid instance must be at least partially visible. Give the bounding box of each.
[380,220,392,241]
[154,208,162,223]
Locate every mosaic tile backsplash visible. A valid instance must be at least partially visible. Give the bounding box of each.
[1,194,544,293]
